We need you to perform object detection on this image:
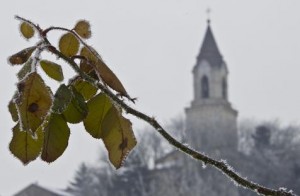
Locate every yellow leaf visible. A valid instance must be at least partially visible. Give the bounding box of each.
[9,123,43,165]
[20,22,35,39]
[84,93,112,138]
[8,47,36,65]
[74,20,91,39]
[80,46,128,97]
[16,72,52,132]
[59,33,79,57]
[73,79,98,101]
[40,60,64,81]
[101,106,137,169]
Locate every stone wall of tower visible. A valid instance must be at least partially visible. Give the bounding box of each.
[185,102,238,156]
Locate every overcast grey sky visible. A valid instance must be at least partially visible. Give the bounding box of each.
[1,1,300,195]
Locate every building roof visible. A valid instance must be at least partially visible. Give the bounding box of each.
[13,183,71,196]
[195,20,224,69]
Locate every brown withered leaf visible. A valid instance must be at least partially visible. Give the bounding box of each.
[74,20,91,39]
[80,46,129,97]
[8,47,36,65]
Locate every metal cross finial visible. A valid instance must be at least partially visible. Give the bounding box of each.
[206,8,211,24]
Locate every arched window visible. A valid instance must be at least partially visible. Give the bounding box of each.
[222,78,227,99]
[201,75,209,98]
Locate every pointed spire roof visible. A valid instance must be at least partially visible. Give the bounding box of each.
[196,20,223,68]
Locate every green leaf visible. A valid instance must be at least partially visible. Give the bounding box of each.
[8,93,19,122]
[17,58,32,80]
[9,123,43,165]
[8,46,36,65]
[40,60,64,82]
[83,93,112,138]
[74,20,91,39]
[59,33,79,57]
[101,106,137,169]
[73,79,97,101]
[16,72,52,132]
[20,22,35,39]
[41,113,70,163]
[63,86,88,124]
[52,84,73,114]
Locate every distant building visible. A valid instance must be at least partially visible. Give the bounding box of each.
[185,19,240,196]
[13,183,70,196]
[185,19,238,157]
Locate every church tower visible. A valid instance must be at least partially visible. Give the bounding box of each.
[185,20,238,156]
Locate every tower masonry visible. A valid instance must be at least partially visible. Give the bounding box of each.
[185,20,238,157]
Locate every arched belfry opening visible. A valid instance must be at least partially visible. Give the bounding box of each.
[222,78,227,100]
[201,75,209,98]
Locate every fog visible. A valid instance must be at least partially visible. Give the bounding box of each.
[1,1,300,195]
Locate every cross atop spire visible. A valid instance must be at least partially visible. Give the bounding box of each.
[206,8,211,24]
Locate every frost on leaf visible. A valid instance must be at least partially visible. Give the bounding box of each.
[59,33,79,57]
[8,47,36,65]
[52,84,73,114]
[74,20,91,39]
[84,93,112,138]
[41,113,70,163]
[80,46,129,97]
[40,60,64,82]
[17,58,32,80]
[101,106,137,169]
[8,93,19,122]
[16,72,52,133]
[62,86,88,124]
[20,22,35,39]
[9,123,43,165]
[73,79,97,101]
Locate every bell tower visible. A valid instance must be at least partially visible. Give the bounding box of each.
[185,20,238,156]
